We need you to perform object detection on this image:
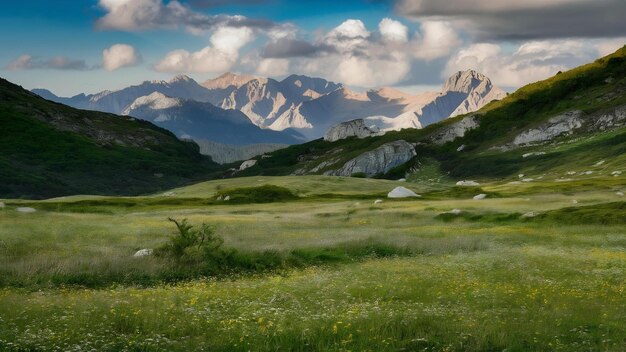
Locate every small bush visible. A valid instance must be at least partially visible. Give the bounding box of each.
[215,185,298,204]
[157,218,224,262]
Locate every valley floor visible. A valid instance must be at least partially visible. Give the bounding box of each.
[0,176,624,351]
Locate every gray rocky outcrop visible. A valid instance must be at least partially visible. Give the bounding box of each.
[324,119,381,142]
[431,115,480,145]
[325,140,416,177]
[513,111,583,145]
[388,186,420,198]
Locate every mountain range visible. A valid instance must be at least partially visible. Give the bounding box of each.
[33,70,505,142]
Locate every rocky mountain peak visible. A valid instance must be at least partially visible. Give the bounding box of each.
[169,74,195,84]
[443,70,493,94]
[123,92,182,115]
[202,72,257,89]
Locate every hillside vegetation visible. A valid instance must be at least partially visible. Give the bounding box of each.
[240,46,626,181]
[0,79,221,199]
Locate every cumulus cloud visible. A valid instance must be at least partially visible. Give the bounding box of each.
[6,55,90,71]
[96,0,283,33]
[255,18,459,87]
[379,18,409,43]
[102,44,142,71]
[154,26,254,73]
[395,0,626,40]
[256,58,290,77]
[443,40,597,88]
[411,21,461,60]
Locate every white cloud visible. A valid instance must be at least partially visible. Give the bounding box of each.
[411,21,461,60]
[154,26,254,73]
[102,44,141,71]
[256,58,290,77]
[96,0,285,34]
[379,18,409,43]
[444,40,594,88]
[325,19,370,52]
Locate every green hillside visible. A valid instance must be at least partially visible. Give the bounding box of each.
[239,46,626,181]
[0,78,220,199]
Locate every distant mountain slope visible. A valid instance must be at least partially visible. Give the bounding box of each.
[0,78,220,199]
[194,140,286,164]
[122,92,305,145]
[234,46,626,181]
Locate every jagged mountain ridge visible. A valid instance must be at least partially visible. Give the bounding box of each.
[122,92,305,146]
[33,70,505,141]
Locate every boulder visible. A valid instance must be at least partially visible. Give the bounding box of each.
[473,194,487,200]
[324,119,381,142]
[447,209,463,215]
[239,159,257,171]
[326,140,416,177]
[616,192,624,197]
[16,207,36,213]
[0,202,5,209]
[456,180,480,186]
[522,212,538,218]
[374,199,383,204]
[388,186,420,198]
[133,249,153,257]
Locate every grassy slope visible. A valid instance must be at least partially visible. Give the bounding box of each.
[0,78,221,199]
[239,46,626,181]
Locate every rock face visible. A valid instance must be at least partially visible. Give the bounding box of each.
[513,111,583,145]
[388,186,420,198]
[431,115,480,145]
[326,140,416,177]
[324,119,381,142]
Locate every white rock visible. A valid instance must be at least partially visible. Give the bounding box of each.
[521,178,534,182]
[566,171,577,175]
[594,160,605,166]
[522,152,546,158]
[456,180,480,186]
[134,249,153,257]
[522,212,538,218]
[16,207,36,213]
[572,200,578,204]
[326,140,416,177]
[556,178,573,182]
[456,144,466,152]
[473,194,487,200]
[0,202,5,208]
[616,192,624,197]
[374,199,383,204]
[583,171,593,175]
[239,159,257,171]
[518,174,524,178]
[398,178,406,182]
[508,181,522,185]
[611,171,622,176]
[448,209,463,215]
[387,187,420,198]
[224,195,231,201]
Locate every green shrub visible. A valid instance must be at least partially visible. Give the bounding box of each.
[158,218,224,262]
[215,185,298,204]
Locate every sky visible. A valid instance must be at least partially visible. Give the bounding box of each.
[1,0,625,96]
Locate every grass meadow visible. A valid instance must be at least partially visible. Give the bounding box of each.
[0,175,625,351]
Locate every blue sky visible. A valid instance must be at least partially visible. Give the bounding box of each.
[1,0,624,96]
